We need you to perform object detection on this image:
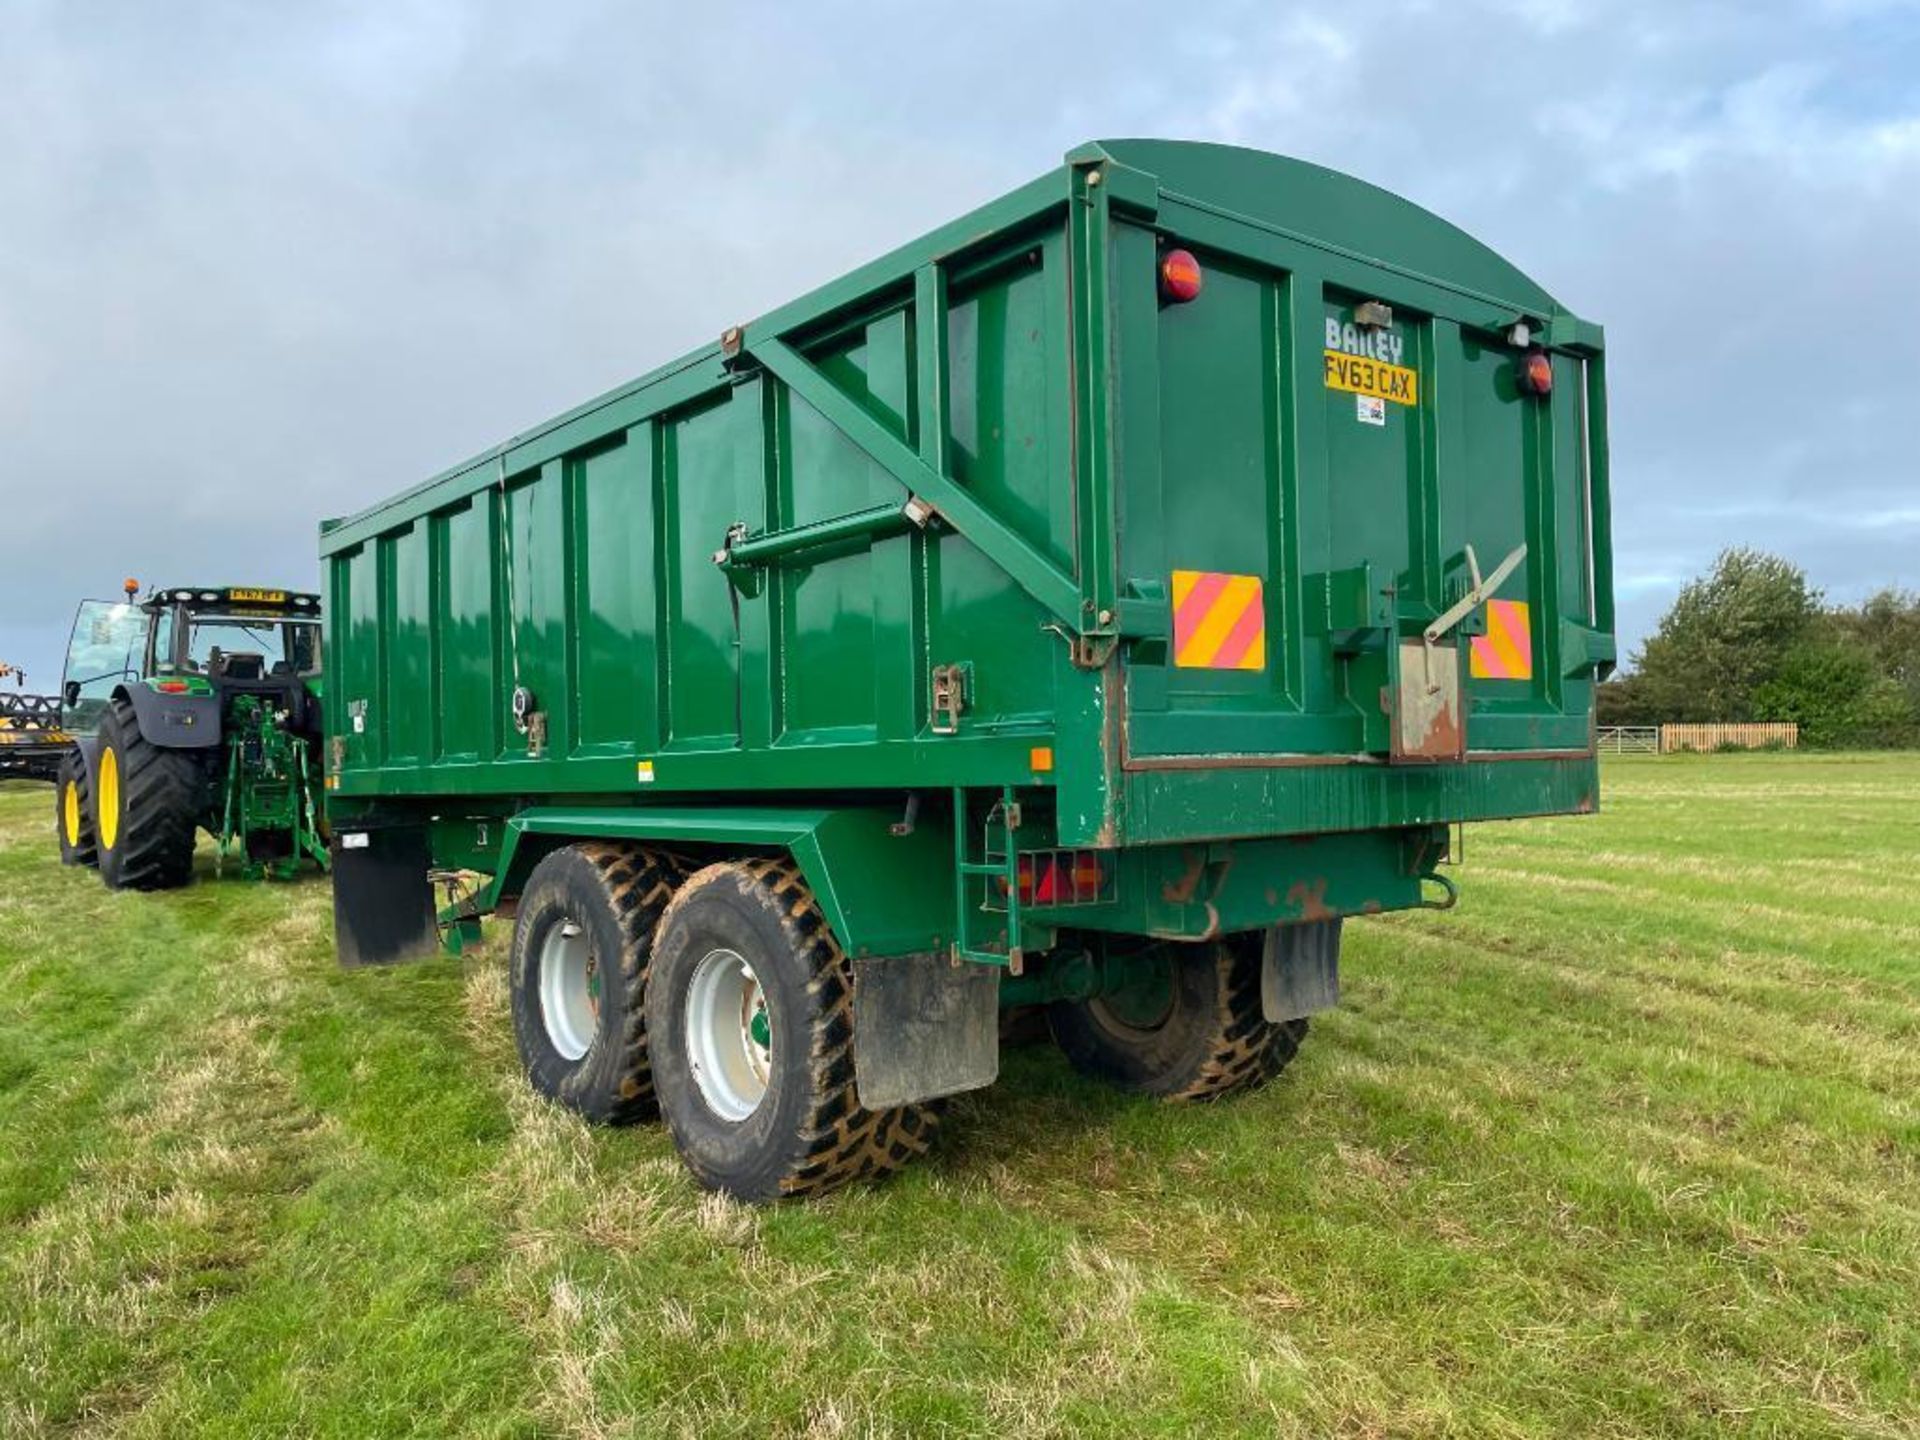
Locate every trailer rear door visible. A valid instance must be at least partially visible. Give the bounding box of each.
[1116,213,1604,765]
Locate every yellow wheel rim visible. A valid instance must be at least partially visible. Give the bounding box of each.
[63,780,81,847]
[98,747,120,852]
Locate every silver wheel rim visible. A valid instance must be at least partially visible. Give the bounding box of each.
[539,919,598,1062]
[685,947,771,1122]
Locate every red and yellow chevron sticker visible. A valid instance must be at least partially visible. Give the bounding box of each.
[1470,598,1532,680]
[1172,570,1266,670]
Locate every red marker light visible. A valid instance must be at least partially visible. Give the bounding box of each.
[1159,248,1203,304]
[1519,349,1554,396]
[154,679,189,693]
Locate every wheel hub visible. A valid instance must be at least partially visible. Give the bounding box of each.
[97,747,119,852]
[1088,945,1178,1034]
[685,947,772,1122]
[537,919,598,1062]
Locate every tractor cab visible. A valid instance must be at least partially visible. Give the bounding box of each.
[143,584,324,738]
[60,583,322,735]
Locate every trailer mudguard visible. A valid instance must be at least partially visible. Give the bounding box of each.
[484,805,983,1107]
[486,804,956,961]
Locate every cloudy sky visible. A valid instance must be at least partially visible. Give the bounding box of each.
[2,0,1916,687]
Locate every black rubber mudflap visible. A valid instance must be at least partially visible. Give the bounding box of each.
[851,952,999,1109]
[1261,918,1342,1022]
[332,826,439,967]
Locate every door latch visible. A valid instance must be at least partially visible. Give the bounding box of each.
[1420,543,1527,694]
[930,663,971,736]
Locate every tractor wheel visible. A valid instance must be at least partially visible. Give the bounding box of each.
[646,858,941,1201]
[93,696,204,891]
[55,749,97,868]
[1048,935,1308,1101]
[509,843,683,1124]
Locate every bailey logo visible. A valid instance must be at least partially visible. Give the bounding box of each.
[1325,316,1405,366]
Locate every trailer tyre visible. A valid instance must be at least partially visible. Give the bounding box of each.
[1048,935,1308,1101]
[647,859,941,1202]
[55,749,98,868]
[509,843,682,1125]
[94,697,203,891]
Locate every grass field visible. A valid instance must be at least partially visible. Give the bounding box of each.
[2,753,1917,1438]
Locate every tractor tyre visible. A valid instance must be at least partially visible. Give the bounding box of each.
[1048,934,1308,1102]
[55,749,98,868]
[93,696,204,892]
[646,858,941,1201]
[509,843,684,1125]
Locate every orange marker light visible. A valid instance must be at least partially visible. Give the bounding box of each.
[1519,349,1554,396]
[1030,746,1055,773]
[1158,248,1203,304]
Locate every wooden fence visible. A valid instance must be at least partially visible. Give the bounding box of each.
[1657,722,1799,754]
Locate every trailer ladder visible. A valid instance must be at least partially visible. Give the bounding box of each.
[951,787,1025,972]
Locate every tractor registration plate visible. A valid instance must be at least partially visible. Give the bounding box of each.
[228,588,286,604]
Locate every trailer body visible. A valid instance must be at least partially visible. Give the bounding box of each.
[321,141,1613,1159]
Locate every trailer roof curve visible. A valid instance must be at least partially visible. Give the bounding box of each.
[1086,138,1563,317]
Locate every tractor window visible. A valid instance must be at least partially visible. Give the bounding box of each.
[184,617,322,678]
[61,600,148,733]
[150,609,177,672]
[287,624,321,676]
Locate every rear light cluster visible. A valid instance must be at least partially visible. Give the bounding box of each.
[1518,348,1554,396]
[1000,849,1111,908]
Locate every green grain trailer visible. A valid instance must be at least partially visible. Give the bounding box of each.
[322,139,1614,1201]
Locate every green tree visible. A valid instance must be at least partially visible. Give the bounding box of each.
[1831,588,1920,714]
[1631,548,1819,722]
[1595,673,1655,726]
[1753,634,1915,748]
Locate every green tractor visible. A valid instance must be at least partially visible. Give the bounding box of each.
[55,580,329,888]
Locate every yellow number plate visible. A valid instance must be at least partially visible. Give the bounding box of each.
[1324,350,1418,406]
[228,588,286,604]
